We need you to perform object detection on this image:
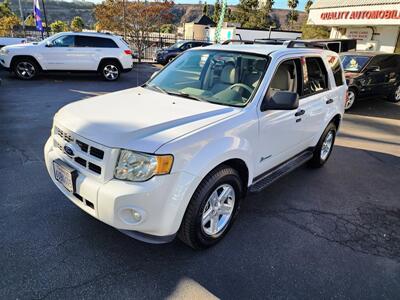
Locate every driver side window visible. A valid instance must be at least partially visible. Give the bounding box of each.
[267,59,301,99]
[51,35,75,47]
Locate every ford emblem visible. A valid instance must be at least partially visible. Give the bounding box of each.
[64,145,75,157]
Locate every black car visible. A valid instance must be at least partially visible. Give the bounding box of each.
[340,52,400,110]
[155,40,212,65]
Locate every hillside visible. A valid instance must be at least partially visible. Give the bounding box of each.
[9,1,305,31]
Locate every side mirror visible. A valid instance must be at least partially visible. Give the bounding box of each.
[45,41,53,47]
[261,91,299,111]
[150,71,159,79]
[365,65,380,73]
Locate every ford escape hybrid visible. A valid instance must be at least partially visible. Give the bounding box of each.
[44,41,346,249]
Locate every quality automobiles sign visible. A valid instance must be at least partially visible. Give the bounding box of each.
[308,4,400,26]
[320,10,400,21]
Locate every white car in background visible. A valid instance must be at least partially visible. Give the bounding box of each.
[0,32,133,81]
[0,37,27,48]
[44,42,346,249]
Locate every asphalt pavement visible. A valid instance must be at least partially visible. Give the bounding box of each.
[0,65,399,299]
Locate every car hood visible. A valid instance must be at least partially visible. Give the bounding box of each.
[5,42,38,51]
[54,87,239,153]
[344,72,362,79]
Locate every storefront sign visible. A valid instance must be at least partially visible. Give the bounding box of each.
[320,10,400,21]
[308,4,400,26]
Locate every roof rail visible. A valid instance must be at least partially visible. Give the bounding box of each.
[284,40,328,49]
[221,39,328,49]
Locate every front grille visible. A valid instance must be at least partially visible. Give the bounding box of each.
[53,124,117,181]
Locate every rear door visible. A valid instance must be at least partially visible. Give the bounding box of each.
[365,54,392,96]
[75,36,120,71]
[297,56,331,147]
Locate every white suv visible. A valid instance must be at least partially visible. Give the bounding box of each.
[44,42,346,249]
[0,32,133,81]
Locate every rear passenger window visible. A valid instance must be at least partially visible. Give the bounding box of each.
[328,55,344,87]
[76,36,118,48]
[303,57,328,96]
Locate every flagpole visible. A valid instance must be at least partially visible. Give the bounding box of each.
[41,0,49,37]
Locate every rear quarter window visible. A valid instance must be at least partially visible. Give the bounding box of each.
[327,55,344,87]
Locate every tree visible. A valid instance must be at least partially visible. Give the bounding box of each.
[0,0,21,36]
[213,0,221,23]
[0,15,20,36]
[25,14,36,26]
[160,23,175,33]
[287,0,299,30]
[71,16,84,32]
[203,1,210,17]
[262,0,274,12]
[305,0,313,14]
[50,20,69,33]
[301,0,330,39]
[95,0,174,62]
[232,0,275,29]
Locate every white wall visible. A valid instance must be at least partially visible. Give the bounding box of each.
[330,25,400,53]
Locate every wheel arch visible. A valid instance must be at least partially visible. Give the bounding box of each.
[10,55,43,71]
[97,57,123,71]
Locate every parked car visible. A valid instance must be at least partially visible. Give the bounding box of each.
[44,42,346,249]
[0,32,133,81]
[0,37,27,48]
[155,40,212,65]
[340,52,400,110]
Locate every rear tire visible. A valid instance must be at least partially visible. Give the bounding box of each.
[100,61,121,81]
[388,84,400,103]
[12,58,39,80]
[178,165,243,250]
[309,123,337,168]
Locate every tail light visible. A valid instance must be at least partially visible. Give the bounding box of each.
[124,50,132,55]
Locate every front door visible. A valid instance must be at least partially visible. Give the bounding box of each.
[255,58,307,176]
[41,35,77,70]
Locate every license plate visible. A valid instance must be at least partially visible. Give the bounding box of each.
[53,159,78,193]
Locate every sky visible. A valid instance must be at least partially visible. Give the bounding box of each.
[84,0,308,10]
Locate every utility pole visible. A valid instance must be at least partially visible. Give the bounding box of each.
[123,0,126,39]
[41,0,49,37]
[18,0,26,37]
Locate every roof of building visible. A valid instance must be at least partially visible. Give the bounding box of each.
[193,15,216,26]
[310,0,400,9]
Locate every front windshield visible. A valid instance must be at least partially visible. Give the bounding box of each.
[340,55,370,72]
[146,50,268,107]
[169,41,186,49]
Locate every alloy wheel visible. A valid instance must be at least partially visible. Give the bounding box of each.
[16,62,35,79]
[201,184,235,237]
[321,131,334,161]
[345,90,355,110]
[395,85,400,102]
[103,65,119,80]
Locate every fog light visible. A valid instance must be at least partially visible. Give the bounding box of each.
[131,209,142,222]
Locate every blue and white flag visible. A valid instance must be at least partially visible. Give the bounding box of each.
[33,0,44,32]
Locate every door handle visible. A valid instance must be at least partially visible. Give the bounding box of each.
[326,99,334,104]
[295,109,305,117]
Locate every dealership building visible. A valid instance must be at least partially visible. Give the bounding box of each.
[308,0,400,53]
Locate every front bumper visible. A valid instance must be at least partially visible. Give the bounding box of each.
[44,137,199,242]
[0,53,11,69]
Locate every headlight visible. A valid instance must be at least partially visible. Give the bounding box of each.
[0,48,9,55]
[114,150,173,182]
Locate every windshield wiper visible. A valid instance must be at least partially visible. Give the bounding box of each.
[164,90,204,102]
[142,84,168,95]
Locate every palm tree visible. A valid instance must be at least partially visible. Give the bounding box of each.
[287,0,299,30]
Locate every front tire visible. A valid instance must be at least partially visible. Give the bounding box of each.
[178,166,243,249]
[12,58,39,80]
[309,123,337,168]
[388,84,400,103]
[100,61,120,81]
[345,88,357,110]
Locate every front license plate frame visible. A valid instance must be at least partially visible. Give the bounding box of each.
[53,159,78,193]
